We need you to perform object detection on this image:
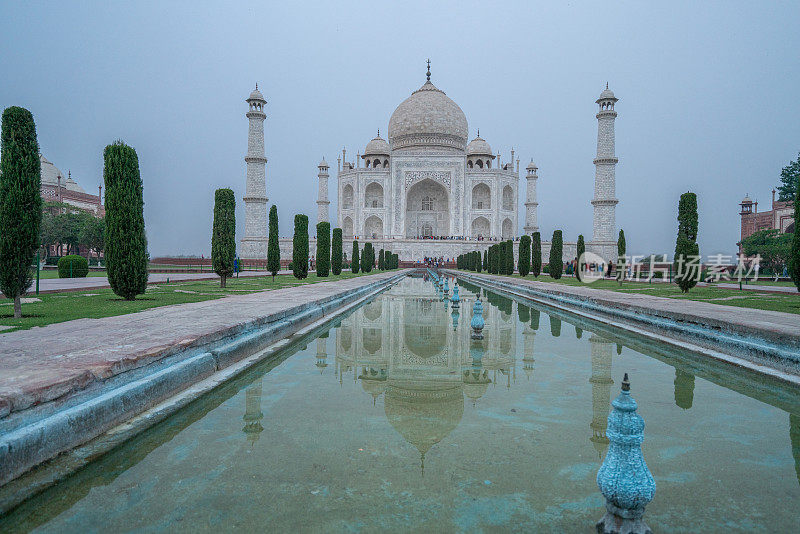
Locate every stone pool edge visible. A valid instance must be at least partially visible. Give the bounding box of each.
[449,271,800,384]
[0,271,407,511]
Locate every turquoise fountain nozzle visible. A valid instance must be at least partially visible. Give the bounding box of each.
[596,373,656,534]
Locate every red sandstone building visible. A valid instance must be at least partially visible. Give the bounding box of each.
[739,190,794,253]
[39,154,105,258]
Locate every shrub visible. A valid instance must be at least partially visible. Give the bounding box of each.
[531,232,542,277]
[351,241,360,274]
[316,221,330,277]
[0,106,42,317]
[292,214,309,279]
[211,188,236,287]
[58,255,88,278]
[267,205,280,281]
[549,230,563,279]
[331,228,343,275]
[104,141,148,300]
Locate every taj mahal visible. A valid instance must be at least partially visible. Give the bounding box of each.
[241,62,620,262]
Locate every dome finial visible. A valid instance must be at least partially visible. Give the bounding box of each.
[377,128,380,137]
[606,81,608,89]
[255,82,258,90]
[477,127,480,137]
[426,58,431,82]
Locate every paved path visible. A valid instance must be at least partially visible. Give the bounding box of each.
[715,282,798,294]
[450,271,800,344]
[0,271,403,420]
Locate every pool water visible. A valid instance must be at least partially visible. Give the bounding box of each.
[2,275,799,532]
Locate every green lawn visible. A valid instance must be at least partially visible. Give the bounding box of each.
[463,272,800,315]
[0,271,379,332]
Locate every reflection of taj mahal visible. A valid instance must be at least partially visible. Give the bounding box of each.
[241,62,621,261]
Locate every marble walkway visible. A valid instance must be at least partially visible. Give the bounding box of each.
[0,271,402,420]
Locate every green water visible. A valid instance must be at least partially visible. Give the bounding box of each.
[3,275,800,532]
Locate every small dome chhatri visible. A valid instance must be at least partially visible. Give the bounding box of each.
[467,132,492,156]
[247,83,265,102]
[364,130,390,156]
[526,159,538,171]
[596,82,617,103]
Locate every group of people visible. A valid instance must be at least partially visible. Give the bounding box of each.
[418,256,454,268]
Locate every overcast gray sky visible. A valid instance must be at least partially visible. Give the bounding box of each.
[2,1,798,258]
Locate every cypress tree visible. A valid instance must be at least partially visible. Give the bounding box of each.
[316,221,330,277]
[518,235,531,276]
[506,240,515,274]
[531,232,542,277]
[790,176,800,291]
[616,229,626,285]
[104,141,148,300]
[549,230,563,279]
[331,227,343,275]
[378,248,385,270]
[267,205,280,281]
[351,241,360,274]
[211,188,236,288]
[361,242,373,273]
[292,214,309,279]
[483,250,488,271]
[673,192,700,293]
[576,234,585,282]
[475,250,482,273]
[0,106,42,318]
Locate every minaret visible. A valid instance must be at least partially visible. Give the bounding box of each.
[316,158,330,223]
[241,85,268,259]
[590,84,619,260]
[523,160,539,234]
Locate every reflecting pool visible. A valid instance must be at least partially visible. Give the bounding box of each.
[3,275,800,532]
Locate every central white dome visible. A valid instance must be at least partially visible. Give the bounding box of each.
[388,80,468,153]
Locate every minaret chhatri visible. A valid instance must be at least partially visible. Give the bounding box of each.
[241,84,268,259]
[524,159,539,234]
[316,158,330,223]
[591,83,619,260]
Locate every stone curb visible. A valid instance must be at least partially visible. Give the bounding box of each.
[450,271,800,375]
[0,271,406,490]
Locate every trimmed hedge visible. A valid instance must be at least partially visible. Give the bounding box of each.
[58,254,89,278]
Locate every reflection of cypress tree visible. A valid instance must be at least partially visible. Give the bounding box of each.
[531,309,540,331]
[550,316,561,337]
[518,303,530,323]
[674,369,695,410]
[459,280,480,294]
[498,294,512,316]
[791,414,800,487]
[575,326,583,339]
[616,343,623,355]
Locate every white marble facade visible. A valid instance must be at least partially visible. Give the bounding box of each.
[336,68,519,246]
[243,68,619,263]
